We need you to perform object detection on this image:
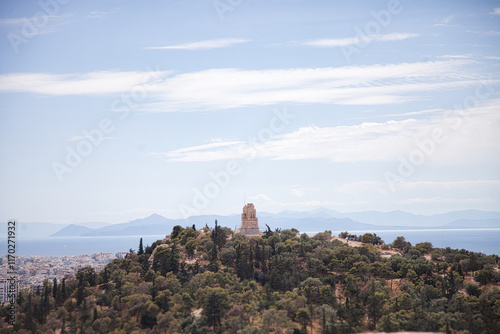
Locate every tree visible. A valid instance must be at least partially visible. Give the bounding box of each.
[138,238,144,255]
[378,314,400,332]
[262,309,291,332]
[465,283,481,297]
[300,277,323,305]
[53,278,58,301]
[475,269,493,286]
[171,225,184,239]
[361,233,376,244]
[185,239,197,258]
[338,231,349,239]
[157,311,180,334]
[61,278,67,301]
[416,241,433,253]
[77,266,97,287]
[202,287,230,331]
[179,293,194,316]
[140,300,159,329]
[125,293,150,321]
[211,220,229,251]
[392,236,411,252]
[478,289,500,332]
[364,280,388,328]
[152,244,179,275]
[41,280,51,320]
[445,270,459,299]
[296,308,311,333]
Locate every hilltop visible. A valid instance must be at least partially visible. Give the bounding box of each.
[2,224,499,333]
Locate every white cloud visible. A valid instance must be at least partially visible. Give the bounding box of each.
[151,140,245,160]
[154,119,417,162]
[303,33,418,47]
[145,38,249,50]
[379,108,443,118]
[0,14,73,35]
[86,8,121,19]
[434,15,457,27]
[0,70,172,95]
[131,59,488,111]
[490,8,500,15]
[289,185,319,197]
[0,18,28,26]
[437,54,471,59]
[248,194,274,203]
[157,99,500,163]
[70,135,117,142]
[0,60,491,112]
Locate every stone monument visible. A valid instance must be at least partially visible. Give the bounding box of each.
[239,203,260,236]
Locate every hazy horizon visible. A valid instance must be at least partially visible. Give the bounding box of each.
[12,207,500,226]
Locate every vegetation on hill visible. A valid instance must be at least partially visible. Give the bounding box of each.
[1,222,499,334]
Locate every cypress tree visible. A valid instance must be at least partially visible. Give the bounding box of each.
[61,278,67,300]
[138,238,144,255]
[53,278,58,301]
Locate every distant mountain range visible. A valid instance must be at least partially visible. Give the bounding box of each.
[6,209,500,238]
[7,221,111,238]
[259,208,500,226]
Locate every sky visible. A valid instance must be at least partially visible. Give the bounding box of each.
[0,0,499,224]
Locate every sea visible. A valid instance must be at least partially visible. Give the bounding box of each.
[1,235,166,257]
[1,229,499,257]
[328,228,500,256]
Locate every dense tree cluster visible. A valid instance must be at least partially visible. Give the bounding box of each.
[1,225,499,333]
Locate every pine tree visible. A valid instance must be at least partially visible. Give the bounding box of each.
[204,288,230,331]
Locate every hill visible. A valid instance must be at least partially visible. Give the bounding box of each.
[5,225,499,333]
[51,224,93,237]
[80,214,176,236]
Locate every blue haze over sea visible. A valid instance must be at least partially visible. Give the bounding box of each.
[2,229,499,257]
